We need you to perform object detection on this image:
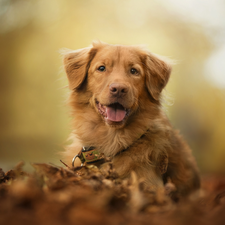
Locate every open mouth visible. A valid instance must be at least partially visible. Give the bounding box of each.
[96,101,130,123]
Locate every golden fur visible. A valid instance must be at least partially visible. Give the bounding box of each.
[62,41,200,197]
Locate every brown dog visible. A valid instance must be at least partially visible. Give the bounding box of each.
[62,41,200,197]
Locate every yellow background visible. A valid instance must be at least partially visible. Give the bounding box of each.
[0,0,225,173]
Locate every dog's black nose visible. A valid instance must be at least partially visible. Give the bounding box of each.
[109,83,128,96]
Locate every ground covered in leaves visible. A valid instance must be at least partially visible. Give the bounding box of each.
[1,162,225,225]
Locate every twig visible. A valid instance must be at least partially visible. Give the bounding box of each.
[60,160,71,169]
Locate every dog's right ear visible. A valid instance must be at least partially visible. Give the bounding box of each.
[62,47,96,90]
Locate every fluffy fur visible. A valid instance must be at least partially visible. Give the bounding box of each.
[62,41,200,197]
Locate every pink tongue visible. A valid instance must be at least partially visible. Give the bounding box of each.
[106,106,126,122]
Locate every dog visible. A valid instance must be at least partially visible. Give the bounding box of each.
[62,41,200,197]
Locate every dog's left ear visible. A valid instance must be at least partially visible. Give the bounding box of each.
[145,53,172,101]
[63,46,97,90]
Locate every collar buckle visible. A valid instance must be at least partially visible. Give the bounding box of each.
[72,147,104,167]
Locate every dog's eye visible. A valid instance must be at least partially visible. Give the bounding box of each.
[130,68,138,75]
[97,66,106,72]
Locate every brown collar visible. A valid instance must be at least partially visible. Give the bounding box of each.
[72,130,149,167]
[114,131,148,157]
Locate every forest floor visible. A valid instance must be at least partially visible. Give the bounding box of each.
[1,161,225,225]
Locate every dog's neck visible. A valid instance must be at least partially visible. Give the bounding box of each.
[82,123,151,157]
[83,129,149,157]
[72,129,149,167]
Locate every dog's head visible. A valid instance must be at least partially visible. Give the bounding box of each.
[63,41,171,128]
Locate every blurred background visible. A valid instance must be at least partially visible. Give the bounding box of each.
[0,0,225,173]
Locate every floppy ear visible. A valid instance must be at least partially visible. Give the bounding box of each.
[63,47,96,90]
[145,53,172,101]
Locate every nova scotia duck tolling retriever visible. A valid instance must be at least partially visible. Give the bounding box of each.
[62,41,200,198]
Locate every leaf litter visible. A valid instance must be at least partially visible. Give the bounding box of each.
[0,161,225,225]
